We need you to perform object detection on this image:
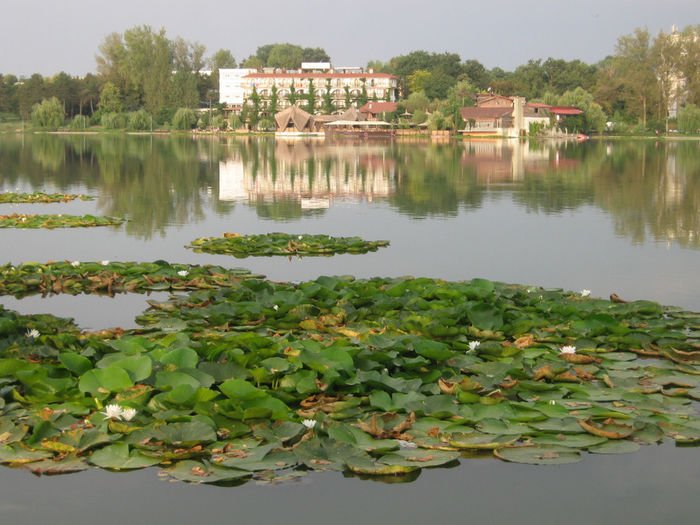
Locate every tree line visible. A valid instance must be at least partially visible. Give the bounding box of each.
[0,24,698,133]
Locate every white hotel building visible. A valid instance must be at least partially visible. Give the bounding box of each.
[219,63,399,112]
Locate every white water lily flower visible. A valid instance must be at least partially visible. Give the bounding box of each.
[101,404,123,420]
[100,260,110,266]
[26,328,40,339]
[560,345,577,354]
[548,400,556,405]
[301,419,316,429]
[177,270,189,277]
[397,439,417,449]
[298,235,303,240]
[273,304,279,311]
[71,261,80,267]
[468,341,481,352]
[580,289,591,297]
[121,407,137,421]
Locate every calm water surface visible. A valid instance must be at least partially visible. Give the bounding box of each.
[0,134,698,524]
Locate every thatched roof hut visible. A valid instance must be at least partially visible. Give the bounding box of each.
[339,106,366,122]
[275,105,315,132]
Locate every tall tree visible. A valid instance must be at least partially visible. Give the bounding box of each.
[614,28,658,127]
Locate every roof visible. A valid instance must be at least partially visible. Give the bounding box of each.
[359,102,398,115]
[549,106,583,115]
[243,72,397,80]
[460,107,513,120]
[339,106,366,121]
[275,105,314,131]
[525,103,551,108]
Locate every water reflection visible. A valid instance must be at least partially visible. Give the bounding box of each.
[0,135,697,247]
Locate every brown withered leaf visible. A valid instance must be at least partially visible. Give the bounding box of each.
[610,293,628,303]
[427,427,440,438]
[560,353,602,364]
[533,365,553,381]
[573,367,596,381]
[554,371,581,383]
[438,378,456,394]
[355,412,416,439]
[577,417,635,439]
[405,455,435,463]
[190,466,210,477]
[514,335,535,349]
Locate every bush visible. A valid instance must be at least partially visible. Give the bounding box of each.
[70,115,89,130]
[101,112,126,130]
[172,108,197,130]
[31,97,64,130]
[156,107,175,126]
[678,104,700,134]
[127,110,151,131]
[211,115,225,130]
[228,114,242,130]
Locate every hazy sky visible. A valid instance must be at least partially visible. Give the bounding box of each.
[1,0,699,77]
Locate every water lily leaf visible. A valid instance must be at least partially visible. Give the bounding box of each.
[25,456,90,474]
[378,448,460,468]
[294,438,364,471]
[449,432,519,450]
[578,418,636,439]
[494,445,582,465]
[161,348,199,369]
[0,444,52,464]
[164,460,251,484]
[78,366,133,395]
[58,352,93,375]
[587,440,641,454]
[89,443,161,470]
[529,433,608,448]
[152,420,217,446]
[345,454,419,475]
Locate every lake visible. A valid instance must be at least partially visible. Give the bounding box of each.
[0,134,698,524]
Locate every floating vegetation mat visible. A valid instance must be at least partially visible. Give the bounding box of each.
[0,263,699,485]
[187,233,390,257]
[0,192,94,204]
[0,214,125,229]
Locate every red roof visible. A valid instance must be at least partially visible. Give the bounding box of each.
[525,103,551,108]
[460,107,512,120]
[360,102,398,115]
[549,106,583,115]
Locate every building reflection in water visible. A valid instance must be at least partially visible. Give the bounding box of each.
[218,141,397,211]
[461,139,579,184]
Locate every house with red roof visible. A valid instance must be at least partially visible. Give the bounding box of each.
[359,102,398,120]
[460,94,582,137]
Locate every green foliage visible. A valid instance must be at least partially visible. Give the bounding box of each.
[678,104,700,133]
[243,43,330,70]
[30,97,64,130]
[100,112,126,130]
[0,263,698,482]
[211,114,225,130]
[0,192,93,204]
[187,233,390,257]
[172,108,197,130]
[0,213,124,229]
[127,109,151,130]
[98,82,123,114]
[70,114,89,130]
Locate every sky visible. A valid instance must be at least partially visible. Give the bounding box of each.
[1,0,699,77]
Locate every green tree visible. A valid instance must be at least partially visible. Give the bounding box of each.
[288,84,299,106]
[98,82,123,114]
[305,79,316,113]
[16,74,46,119]
[613,28,658,128]
[30,97,64,129]
[677,104,700,133]
[321,79,335,114]
[269,84,279,115]
[172,107,197,130]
